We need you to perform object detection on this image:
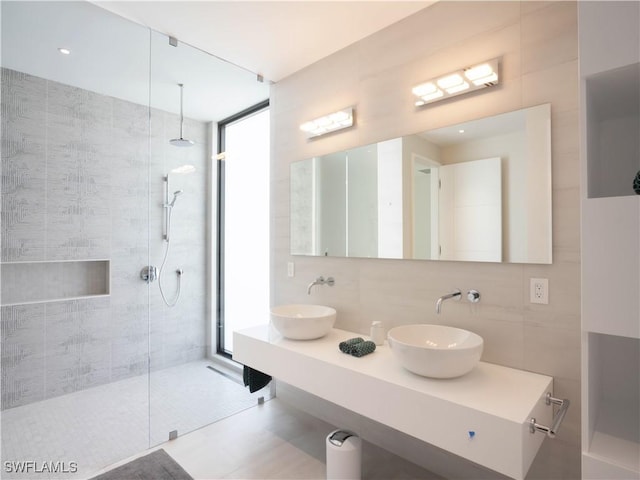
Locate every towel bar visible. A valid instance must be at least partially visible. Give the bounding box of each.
[529,392,570,438]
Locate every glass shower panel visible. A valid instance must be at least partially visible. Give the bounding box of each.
[1,2,152,478]
[147,30,271,447]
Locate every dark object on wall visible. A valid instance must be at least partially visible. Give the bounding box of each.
[634,170,640,195]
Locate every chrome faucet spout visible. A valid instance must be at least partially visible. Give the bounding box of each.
[307,276,335,295]
[307,278,322,295]
[436,289,462,314]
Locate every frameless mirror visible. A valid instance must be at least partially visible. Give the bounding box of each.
[290,103,552,264]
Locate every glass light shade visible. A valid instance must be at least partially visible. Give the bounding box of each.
[445,81,470,94]
[300,108,354,138]
[329,111,349,122]
[421,90,444,102]
[470,72,498,86]
[412,82,438,97]
[437,73,464,89]
[300,121,316,132]
[464,63,494,81]
[412,57,500,107]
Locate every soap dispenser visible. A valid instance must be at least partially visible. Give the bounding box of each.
[370,321,385,346]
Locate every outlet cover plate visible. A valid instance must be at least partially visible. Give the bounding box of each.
[530,278,549,304]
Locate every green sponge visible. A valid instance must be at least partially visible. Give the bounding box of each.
[339,337,364,354]
[350,340,376,357]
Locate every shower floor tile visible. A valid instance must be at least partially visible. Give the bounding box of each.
[0,359,266,479]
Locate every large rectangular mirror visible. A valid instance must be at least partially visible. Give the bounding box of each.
[291,103,552,264]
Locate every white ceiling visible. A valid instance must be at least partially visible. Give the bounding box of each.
[1,1,432,122]
[93,1,433,83]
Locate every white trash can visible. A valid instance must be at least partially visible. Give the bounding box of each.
[326,429,362,480]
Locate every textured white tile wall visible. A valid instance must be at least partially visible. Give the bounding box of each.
[1,68,209,409]
[271,2,580,478]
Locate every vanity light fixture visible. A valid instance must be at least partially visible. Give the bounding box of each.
[412,58,500,107]
[300,108,354,138]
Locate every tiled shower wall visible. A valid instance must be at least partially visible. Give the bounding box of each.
[1,68,208,410]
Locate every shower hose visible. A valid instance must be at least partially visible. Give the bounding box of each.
[158,206,182,307]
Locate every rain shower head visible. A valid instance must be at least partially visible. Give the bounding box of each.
[169,138,194,147]
[169,83,194,147]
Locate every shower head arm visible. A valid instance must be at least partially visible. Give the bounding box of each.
[179,83,185,139]
[169,84,194,147]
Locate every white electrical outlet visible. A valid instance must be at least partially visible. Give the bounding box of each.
[287,262,295,278]
[530,278,549,304]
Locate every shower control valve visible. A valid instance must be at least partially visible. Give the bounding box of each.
[140,266,158,283]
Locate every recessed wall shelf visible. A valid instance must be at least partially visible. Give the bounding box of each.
[580,3,640,479]
[586,61,640,199]
[234,325,554,480]
[584,333,640,477]
[1,259,110,306]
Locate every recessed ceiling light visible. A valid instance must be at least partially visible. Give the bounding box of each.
[58,47,71,55]
[458,129,465,134]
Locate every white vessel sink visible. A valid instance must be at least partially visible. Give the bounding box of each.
[387,324,483,378]
[270,304,337,340]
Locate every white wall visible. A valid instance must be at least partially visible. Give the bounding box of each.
[376,138,403,258]
[271,2,580,478]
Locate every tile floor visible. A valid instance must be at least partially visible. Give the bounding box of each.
[3,360,440,480]
[96,397,443,480]
[1,360,268,479]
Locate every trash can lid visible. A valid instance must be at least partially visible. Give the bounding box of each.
[329,430,355,447]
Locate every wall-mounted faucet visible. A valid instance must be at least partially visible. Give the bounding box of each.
[435,289,461,314]
[435,289,481,313]
[307,276,335,295]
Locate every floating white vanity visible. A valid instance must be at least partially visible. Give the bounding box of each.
[234,325,558,480]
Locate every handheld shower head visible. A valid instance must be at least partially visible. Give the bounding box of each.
[168,190,183,207]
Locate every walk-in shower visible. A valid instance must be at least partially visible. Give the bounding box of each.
[0,2,271,478]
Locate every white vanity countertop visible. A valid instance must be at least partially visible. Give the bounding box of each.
[234,324,554,480]
[236,325,551,423]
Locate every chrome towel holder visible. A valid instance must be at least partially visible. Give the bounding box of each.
[530,392,570,438]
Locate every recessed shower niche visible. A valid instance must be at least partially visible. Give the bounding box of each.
[0,260,110,306]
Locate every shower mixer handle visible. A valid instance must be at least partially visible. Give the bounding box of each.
[140,266,158,283]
